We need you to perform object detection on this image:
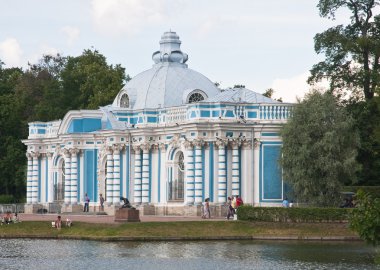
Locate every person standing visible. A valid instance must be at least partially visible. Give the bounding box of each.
[99,193,105,211]
[203,198,211,219]
[282,197,289,208]
[226,197,234,220]
[84,193,90,212]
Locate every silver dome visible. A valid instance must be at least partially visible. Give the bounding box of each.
[113,31,220,109]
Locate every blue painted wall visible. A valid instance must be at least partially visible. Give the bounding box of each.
[261,143,283,201]
[84,149,98,202]
[67,118,102,133]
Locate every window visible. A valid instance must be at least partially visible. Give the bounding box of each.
[188,92,205,103]
[120,94,129,108]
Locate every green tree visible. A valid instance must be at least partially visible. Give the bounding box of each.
[0,61,26,201]
[61,49,128,110]
[281,90,360,206]
[350,189,380,246]
[15,54,67,122]
[262,88,283,102]
[308,0,380,100]
[347,98,380,185]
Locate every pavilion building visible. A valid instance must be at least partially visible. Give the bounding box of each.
[22,31,292,215]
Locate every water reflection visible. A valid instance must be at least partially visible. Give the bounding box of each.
[0,239,377,270]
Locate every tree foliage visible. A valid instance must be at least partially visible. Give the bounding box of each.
[0,49,128,201]
[281,90,360,206]
[350,189,380,246]
[309,0,380,100]
[347,98,380,185]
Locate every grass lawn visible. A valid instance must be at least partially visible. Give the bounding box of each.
[0,221,359,240]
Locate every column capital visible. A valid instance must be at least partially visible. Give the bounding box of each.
[69,148,80,155]
[183,140,193,149]
[151,144,159,151]
[230,139,242,148]
[141,143,151,153]
[242,140,253,149]
[112,144,122,153]
[193,139,204,148]
[254,138,261,149]
[63,148,71,158]
[105,145,113,155]
[159,143,167,151]
[46,152,54,158]
[132,144,141,153]
[215,139,227,149]
[31,151,40,158]
[26,152,32,159]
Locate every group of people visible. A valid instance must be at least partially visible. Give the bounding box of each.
[1,212,20,225]
[53,215,72,229]
[226,195,244,220]
[201,195,244,220]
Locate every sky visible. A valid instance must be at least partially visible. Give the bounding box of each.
[0,0,353,102]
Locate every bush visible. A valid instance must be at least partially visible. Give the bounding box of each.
[342,186,380,198]
[349,190,380,246]
[0,195,15,204]
[237,205,351,222]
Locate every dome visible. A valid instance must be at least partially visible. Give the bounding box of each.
[113,31,220,109]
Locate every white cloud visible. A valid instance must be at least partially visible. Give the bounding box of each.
[91,0,179,36]
[28,45,60,65]
[62,26,80,46]
[271,72,312,103]
[0,38,23,67]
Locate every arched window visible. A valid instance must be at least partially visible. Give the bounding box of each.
[120,94,129,108]
[188,92,205,103]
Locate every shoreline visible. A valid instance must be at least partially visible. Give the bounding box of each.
[0,234,362,242]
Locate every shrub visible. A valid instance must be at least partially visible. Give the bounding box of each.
[0,195,15,204]
[237,205,351,222]
[342,186,380,198]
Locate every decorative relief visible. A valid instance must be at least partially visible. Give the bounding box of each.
[170,134,181,149]
[193,138,204,148]
[183,140,193,150]
[159,143,167,151]
[132,145,141,153]
[242,140,253,149]
[112,144,122,153]
[215,139,227,149]
[141,143,151,153]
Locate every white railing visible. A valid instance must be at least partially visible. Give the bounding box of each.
[28,120,61,139]
[164,107,187,124]
[259,104,292,120]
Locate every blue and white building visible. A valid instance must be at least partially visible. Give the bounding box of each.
[22,31,292,215]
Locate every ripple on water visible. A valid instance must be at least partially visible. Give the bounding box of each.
[0,239,377,270]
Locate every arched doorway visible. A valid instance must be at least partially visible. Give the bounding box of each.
[54,157,65,202]
[168,151,184,201]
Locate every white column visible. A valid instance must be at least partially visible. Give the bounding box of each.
[216,140,227,203]
[46,152,54,203]
[63,149,71,204]
[70,148,79,204]
[184,141,194,204]
[26,153,33,204]
[106,147,114,205]
[133,145,142,204]
[113,144,122,204]
[141,143,150,204]
[231,140,241,197]
[159,143,167,204]
[194,140,204,205]
[253,140,261,205]
[31,152,40,204]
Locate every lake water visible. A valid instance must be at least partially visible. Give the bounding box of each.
[0,239,378,270]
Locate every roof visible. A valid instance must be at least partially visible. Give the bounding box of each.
[204,88,280,103]
[112,31,220,110]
